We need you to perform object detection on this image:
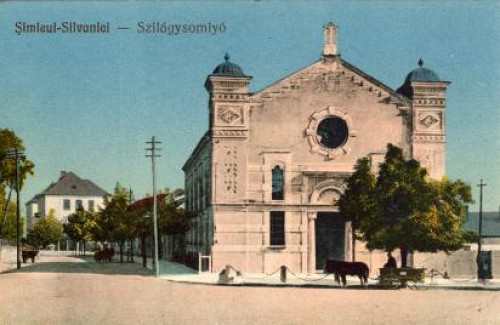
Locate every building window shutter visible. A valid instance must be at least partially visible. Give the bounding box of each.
[270,211,285,246]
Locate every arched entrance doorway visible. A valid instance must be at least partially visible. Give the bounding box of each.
[309,181,347,272]
[315,212,345,270]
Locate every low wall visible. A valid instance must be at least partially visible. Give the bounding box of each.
[355,241,500,279]
[0,244,16,263]
[413,251,477,278]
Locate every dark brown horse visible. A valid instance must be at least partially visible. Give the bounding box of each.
[94,248,115,263]
[22,250,39,263]
[324,260,369,287]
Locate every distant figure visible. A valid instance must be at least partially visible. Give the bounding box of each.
[384,252,397,269]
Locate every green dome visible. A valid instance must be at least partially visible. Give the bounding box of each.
[403,59,440,82]
[397,59,441,97]
[211,53,247,77]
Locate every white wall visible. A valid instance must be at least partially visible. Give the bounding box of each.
[32,195,105,223]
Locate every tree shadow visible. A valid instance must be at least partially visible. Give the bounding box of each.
[1,255,153,276]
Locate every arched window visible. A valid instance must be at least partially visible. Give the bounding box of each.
[272,166,284,200]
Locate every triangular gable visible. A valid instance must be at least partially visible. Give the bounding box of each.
[250,58,410,105]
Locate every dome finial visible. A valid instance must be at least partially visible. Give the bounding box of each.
[224,52,230,62]
[418,58,424,67]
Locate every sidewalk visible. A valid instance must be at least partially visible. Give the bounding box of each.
[138,257,500,291]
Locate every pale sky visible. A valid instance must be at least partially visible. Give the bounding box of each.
[1,1,499,212]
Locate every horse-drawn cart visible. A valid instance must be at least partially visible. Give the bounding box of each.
[379,267,426,289]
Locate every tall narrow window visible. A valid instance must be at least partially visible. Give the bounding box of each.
[76,200,83,210]
[272,166,284,200]
[88,200,95,212]
[270,211,285,246]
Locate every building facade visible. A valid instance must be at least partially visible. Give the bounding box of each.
[26,171,107,226]
[183,23,449,273]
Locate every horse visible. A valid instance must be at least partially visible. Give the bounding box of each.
[94,248,115,263]
[94,250,105,263]
[324,260,369,287]
[22,250,39,263]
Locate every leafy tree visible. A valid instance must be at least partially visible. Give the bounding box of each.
[365,144,433,267]
[0,190,24,243]
[130,203,152,267]
[338,157,376,261]
[345,144,474,267]
[158,200,189,236]
[421,178,476,251]
[129,189,190,266]
[28,209,64,248]
[0,129,34,238]
[0,129,35,190]
[64,205,96,255]
[112,196,137,262]
[93,185,137,262]
[114,182,131,197]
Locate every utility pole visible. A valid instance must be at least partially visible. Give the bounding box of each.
[5,147,25,270]
[476,179,486,282]
[146,137,161,277]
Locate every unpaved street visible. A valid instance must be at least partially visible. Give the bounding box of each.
[0,254,499,324]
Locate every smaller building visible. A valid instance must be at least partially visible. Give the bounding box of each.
[126,189,186,262]
[465,211,500,240]
[26,171,108,226]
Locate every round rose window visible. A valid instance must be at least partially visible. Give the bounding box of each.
[316,116,349,149]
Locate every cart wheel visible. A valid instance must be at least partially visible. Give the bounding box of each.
[381,274,400,289]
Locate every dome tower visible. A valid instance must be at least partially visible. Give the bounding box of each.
[205,53,252,135]
[398,59,450,179]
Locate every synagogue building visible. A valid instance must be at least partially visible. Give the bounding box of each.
[183,22,449,273]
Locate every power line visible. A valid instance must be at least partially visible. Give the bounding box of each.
[4,147,25,270]
[476,179,487,282]
[145,137,161,277]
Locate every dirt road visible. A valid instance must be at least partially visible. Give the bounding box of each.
[0,254,498,324]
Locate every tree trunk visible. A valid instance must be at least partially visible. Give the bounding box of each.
[141,232,147,268]
[151,235,155,269]
[158,235,163,260]
[83,241,86,256]
[119,242,124,263]
[130,239,134,262]
[351,229,356,262]
[400,247,409,268]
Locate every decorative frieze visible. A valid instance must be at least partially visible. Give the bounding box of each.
[412,135,446,143]
[212,130,248,138]
[223,146,239,194]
